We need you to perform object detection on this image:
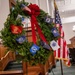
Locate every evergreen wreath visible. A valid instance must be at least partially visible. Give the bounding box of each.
[0,0,59,65]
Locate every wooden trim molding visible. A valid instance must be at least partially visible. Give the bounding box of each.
[67,44,73,48]
[0,45,16,71]
[9,0,16,9]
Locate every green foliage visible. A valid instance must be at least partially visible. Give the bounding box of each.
[0,0,58,65]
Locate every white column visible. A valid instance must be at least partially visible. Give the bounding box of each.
[48,0,54,17]
[38,0,49,14]
[35,0,39,5]
[25,0,37,4]
[46,0,50,15]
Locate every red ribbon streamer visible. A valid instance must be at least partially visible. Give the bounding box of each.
[28,4,48,44]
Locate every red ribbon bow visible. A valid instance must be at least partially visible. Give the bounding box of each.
[28,4,48,44]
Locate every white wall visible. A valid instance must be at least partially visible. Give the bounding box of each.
[0,0,10,31]
[63,23,75,44]
[0,0,9,42]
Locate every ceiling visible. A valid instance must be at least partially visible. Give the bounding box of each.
[56,0,75,26]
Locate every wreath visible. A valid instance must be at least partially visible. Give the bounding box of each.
[0,1,60,65]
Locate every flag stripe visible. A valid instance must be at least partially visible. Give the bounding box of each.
[58,39,60,58]
[63,41,65,58]
[61,38,63,58]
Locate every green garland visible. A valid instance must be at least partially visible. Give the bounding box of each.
[0,1,58,65]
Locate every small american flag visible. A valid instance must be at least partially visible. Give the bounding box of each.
[54,0,71,67]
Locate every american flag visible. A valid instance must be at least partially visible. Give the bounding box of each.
[54,0,71,67]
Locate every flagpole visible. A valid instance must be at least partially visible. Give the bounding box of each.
[60,59,63,75]
[53,0,64,75]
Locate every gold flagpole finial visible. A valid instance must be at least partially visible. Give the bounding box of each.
[54,0,58,9]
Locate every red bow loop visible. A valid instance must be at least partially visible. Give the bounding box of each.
[28,4,40,17]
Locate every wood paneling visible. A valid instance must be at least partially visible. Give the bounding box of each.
[24,27,38,42]
[0,45,15,71]
[67,44,73,48]
[22,53,55,75]
[0,45,7,59]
